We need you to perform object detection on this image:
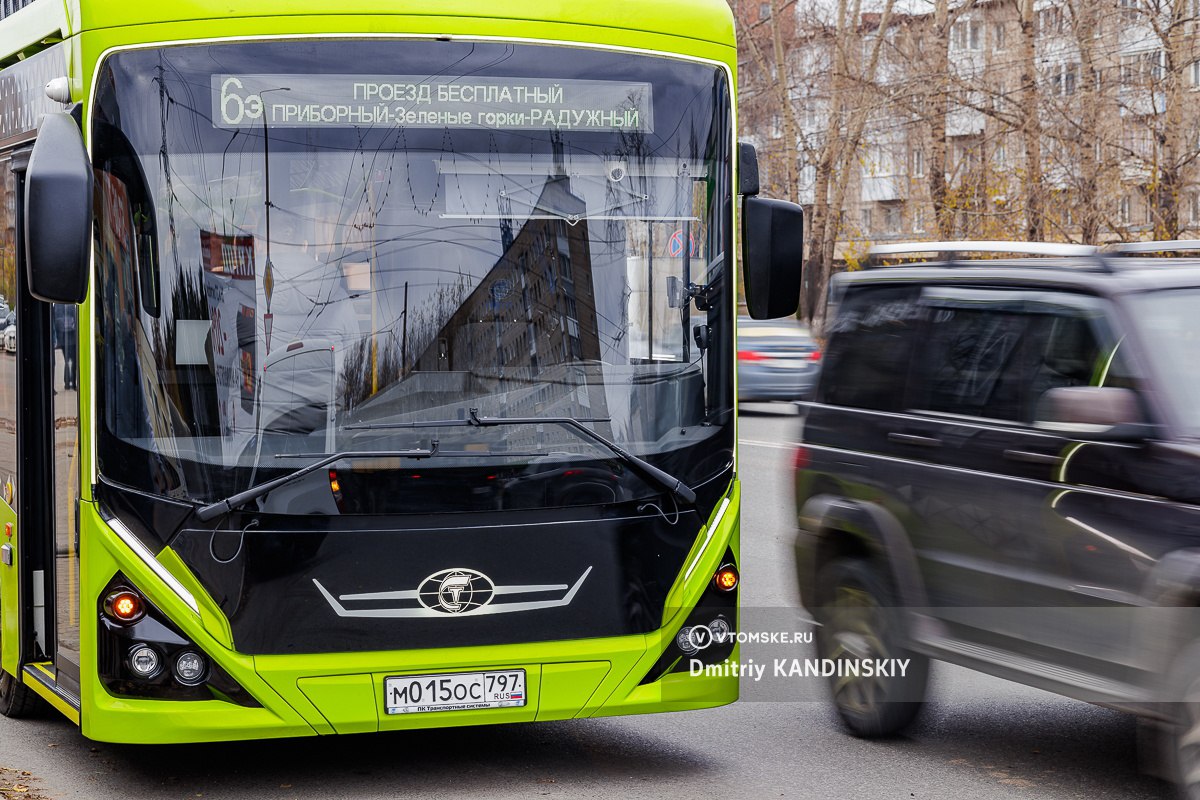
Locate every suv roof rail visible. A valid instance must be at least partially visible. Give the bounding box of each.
[1104,239,1200,254]
[868,240,1097,260]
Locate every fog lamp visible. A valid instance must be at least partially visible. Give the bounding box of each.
[128,644,161,678]
[708,616,732,643]
[676,626,700,655]
[173,651,207,686]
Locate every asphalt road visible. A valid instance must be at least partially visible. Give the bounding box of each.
[0,405,1171,799]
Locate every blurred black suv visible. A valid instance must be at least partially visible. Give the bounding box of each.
[793,241,1200,794]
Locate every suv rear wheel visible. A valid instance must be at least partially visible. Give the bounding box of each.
[813,556,929,737]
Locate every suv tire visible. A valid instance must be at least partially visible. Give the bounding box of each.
[813,556,929,737]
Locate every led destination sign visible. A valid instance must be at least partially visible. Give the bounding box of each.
[213,75,654,132]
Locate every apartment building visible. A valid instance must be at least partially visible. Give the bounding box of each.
[735,0,1200,261]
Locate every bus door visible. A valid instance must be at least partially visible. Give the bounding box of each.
[9,149,81,701]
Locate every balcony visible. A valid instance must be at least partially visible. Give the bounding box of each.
[862,174,905,202]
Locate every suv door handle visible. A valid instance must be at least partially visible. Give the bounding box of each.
[887,433,942,448]
[1003,449,1063,466]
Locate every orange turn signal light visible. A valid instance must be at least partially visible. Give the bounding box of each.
[713,565,739,592]
[103,590,145,623]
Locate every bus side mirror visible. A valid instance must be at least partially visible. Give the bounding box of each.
[742,196,804,320]
[25,112,93,304]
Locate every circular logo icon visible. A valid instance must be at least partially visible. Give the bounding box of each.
[686,625,714,651]
[417,568,496,614]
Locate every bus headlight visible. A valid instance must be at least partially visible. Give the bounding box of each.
[128,644,161,678]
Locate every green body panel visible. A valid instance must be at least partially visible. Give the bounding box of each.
[0,1,744,743]
[75,485,740,743]
[62,0,734,47]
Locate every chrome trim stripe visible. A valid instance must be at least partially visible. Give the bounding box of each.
[102,515,200,615]
[801,441,1169,505]
[341,582,567,601]
[208,513,649,535]
[684,497,730,581]
[740,439,796,450]
[798,402,1140,446]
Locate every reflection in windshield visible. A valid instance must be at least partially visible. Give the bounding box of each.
[91,40,733,513]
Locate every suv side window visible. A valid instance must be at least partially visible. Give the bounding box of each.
[1028,314,1103,400]
[914,290,1113,423]
[818,284,925,411]
[920,306,1038,421]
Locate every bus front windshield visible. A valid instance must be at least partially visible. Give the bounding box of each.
[91,39,734,515]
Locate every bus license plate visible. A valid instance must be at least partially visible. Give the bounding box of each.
[384,670,526,714]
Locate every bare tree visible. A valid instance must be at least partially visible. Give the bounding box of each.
[733,0,1200,325]
[737,0,802,201]
[1134,0,1199,239]
[795,0,897,327]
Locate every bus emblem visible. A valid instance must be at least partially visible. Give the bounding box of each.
[418,568,495,614]
[312,566,593,619]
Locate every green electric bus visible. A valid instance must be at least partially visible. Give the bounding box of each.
[0,0,802,742]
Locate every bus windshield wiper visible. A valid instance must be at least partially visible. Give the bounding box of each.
[467,408,696,505]
[194,443,439,521]
[344,409,697,505]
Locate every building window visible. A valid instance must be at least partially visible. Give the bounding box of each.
[861,207,873,232]
[913,206,925,232]
[1049,62,1079,95]
[758,2,771,20]
[1120,55,1136,85]
[1190,60,1200,87]
[800,105,821,131]
[1121,51,1163,85]
[1119,0,1139,22]
[911,148,925,177]
[1038,7,1065,34]
[1190,191,1200,225]
[1145,49,1165,81]
[992,22,1006,50]
[1118,195,1132,226]
[883,204,901,233]
[951,20,982,51]
[799,163,816,187]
